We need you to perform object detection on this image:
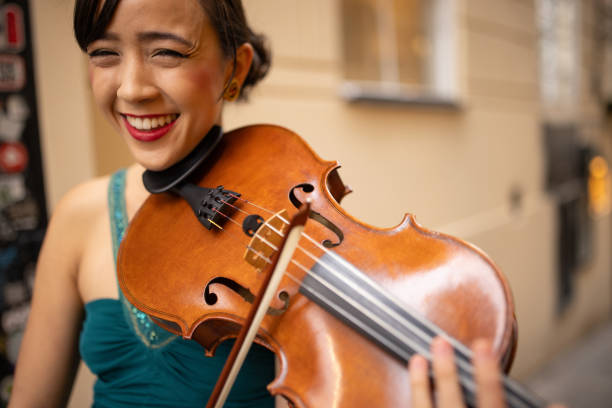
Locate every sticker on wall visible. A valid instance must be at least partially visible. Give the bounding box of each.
[0,94,29,141]
[4,196,38,231]
[0,142,27,173]
[0,174,26,210]
[0,55,25,92]
[0,4,25,52]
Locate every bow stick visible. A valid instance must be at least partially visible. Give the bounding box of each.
[206,202,311,408]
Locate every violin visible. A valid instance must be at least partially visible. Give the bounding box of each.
[117,124,544,407]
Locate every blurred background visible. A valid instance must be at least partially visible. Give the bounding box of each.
[0,0,611,406]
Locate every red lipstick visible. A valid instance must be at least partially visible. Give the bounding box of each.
[122,115,178,142]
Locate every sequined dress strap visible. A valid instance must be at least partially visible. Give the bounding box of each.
[108,168,176,348]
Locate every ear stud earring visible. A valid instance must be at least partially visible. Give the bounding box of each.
[224,79,240,102]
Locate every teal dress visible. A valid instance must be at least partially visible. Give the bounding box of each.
[79,169,275,407]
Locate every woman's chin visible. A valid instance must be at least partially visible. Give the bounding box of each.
[133,154,177,173]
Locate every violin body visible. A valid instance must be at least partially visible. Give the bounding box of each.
[118,125,517,407]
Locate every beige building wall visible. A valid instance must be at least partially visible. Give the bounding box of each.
[30,0,96,210]
[27,0,611,406]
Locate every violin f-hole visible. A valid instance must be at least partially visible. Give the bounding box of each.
[204,277,289,316]
[289,183,344,248]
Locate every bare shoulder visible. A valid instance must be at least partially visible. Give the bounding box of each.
[43,176,112,264]
[51,176,110,229]
[54,176,110,219]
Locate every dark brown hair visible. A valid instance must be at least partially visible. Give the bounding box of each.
[73,0,270,99]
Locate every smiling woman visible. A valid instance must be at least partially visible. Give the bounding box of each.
[81,0,254,171]
[8,1,274,407]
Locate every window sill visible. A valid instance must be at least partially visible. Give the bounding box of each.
[339,81,460,108]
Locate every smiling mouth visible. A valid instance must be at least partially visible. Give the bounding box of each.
[122,114,179,142]
[125,114,179,131]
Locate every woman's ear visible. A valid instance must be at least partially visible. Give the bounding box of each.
[226,42,254,88]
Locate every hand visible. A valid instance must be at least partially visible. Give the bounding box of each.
[408,337,565,408]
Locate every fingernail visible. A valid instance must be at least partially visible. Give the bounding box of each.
[431,337,453,356]
[409,355,428,371]
[472,339,492,360]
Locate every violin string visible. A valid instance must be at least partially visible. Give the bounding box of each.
[212,208,243,228]
[270,212,475,359]
[214,204,460,363]
[228,194,276,215]
[247,210,434,342]
[216,199,467,362]
[245,245,273,265]
[241,242,480,396]
[232,206,534,406]
[261,215,452,340]
[219,197,446,351]
[219,198,252,217]
[215,202,416,341]
[242,244,438,362]
[293,240,452,360]
[213,197,529,405]
[215,198,485,397]
[289,256,437,360]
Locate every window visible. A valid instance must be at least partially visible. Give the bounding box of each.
[537,0,581,117]
[340,0,458,105]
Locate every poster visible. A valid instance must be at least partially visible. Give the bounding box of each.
[0,0,47,402]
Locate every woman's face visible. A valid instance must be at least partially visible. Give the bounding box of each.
[87,0,249,171]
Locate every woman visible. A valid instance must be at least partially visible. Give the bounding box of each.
[8,0,555,407]
[10,0,274,407]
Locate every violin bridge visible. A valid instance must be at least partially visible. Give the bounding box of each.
[244,209,289,271]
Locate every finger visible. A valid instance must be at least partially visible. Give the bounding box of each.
[472,339,504,408]
[431,337,465,408]
[409,354,433,408]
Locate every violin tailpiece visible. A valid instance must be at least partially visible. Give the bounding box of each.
[172,183,241,230]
